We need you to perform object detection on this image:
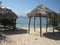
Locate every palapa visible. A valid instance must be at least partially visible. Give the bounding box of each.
[27,4,58,37]
[0,7,18,30]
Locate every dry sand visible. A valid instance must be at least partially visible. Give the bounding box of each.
[0,27,60,45]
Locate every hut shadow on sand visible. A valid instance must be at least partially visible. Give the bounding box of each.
[0,28,27,35]
[43,32,60,40]
[0,28,27,42]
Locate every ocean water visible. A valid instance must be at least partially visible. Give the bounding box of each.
[16,16,47,28]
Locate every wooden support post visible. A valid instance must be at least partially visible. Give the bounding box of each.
[53,17,55,35]
[46,17,48,32]
[40,16,42,37]
[28,18,31,34]
[34,17,36,32]
[53,26,54,34]
[4,25,6,30]
[13,25,16,30]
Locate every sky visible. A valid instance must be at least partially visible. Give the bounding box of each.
[0,0,60,16]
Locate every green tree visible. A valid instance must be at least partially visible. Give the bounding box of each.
[48,13,60,30]
[48,17,58,27]
[57,13,60,23]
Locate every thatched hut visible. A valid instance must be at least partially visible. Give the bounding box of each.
[0,7,18,30]
[27,4,58,36]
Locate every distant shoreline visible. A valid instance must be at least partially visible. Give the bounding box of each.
[17,26,53,30]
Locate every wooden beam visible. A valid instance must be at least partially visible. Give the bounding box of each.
[46,17,48,32]
[34,17,36,32]
[40,16,42,37]
[28,18,31,34]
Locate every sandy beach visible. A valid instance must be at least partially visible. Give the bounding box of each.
[0,27,60,45]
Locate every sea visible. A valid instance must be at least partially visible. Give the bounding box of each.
[16,16,51,28]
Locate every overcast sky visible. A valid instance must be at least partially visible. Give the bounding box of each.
[0,0,60,16]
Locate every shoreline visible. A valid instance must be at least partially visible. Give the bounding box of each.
[17,27,53,31]
[17,27,58,34]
